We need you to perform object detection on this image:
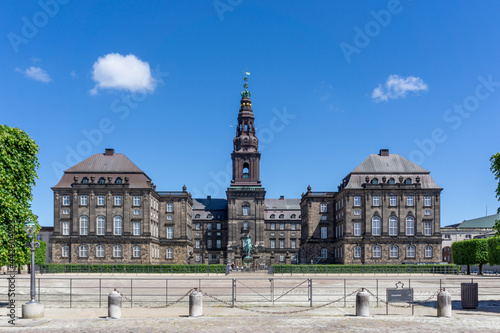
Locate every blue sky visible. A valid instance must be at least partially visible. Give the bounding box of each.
[2,1,499,227]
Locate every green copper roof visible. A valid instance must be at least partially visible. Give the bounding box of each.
[241,71,251,98]
[457,214,500,228]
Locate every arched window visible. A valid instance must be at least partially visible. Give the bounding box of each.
[425,246,433,258]
[354,246,362,258]
[389,245,399,258]
[406,216,415,236]
[82,177,89,184]
[98,177,106,184]
[113,216,122,235]
[132,246,141,258]
[80,216,89,235]
[79,245,88,257]
[389,216,398,236]
[216,214,222,220]
[405,178,412,184]
[388,178,395,184]
[195,214,200,219]
[372,217,381,236]
[320,248,328,259]
[372,245,381,258]
[96,245,105,257]
[113,245,122,257]
[279,214,284,219]
[96,216,105,235]
[290,214,296,219]
[115,177,122,184]
[270,214,275,219]
[207,214,213,219]
[242,163,250,178]
[406,245,416,258]
[371,178,378,184]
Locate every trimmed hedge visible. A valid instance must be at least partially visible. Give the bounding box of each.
[271,264,460,274]
[452,239,489,274]
[41,264,226,274]
[487,237,500,265]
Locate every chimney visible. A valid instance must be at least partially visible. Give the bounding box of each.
[379,149,389,156]
[279,195,284,200]
[207,195,211,200]
[105,148,114,156]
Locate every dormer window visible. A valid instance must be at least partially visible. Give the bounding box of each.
[388,178,395,184]
[270,214,275,219]
[207,214,213,219]
[371,178,378,184]
[115,177,122,184]
[405,178,412,184]
[279,214,284,219]
[290,214,296,219]
[82,177,89,184]
[195,214,200,219]
[98,177,105,184]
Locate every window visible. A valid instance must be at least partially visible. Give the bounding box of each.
[372,245,381,258]
[388,178,395,184]
[217,240,221,249]
[372,217,381,236]
[291,214,296,219]
[405,178,412,184]
[195,223,201,230]
[243,206,249,216]
[371,178,378,184]
[280,223,285,230]
[465,234,471,239]
[424,222,432,236]
[63,208,70,215]
[242,164,249,178]
[207,223,212,230]
[280,254,285,262]
[114,196,122,206]
[425,210,431,216]
[207,239,212,249]
[98,177,105,184]
[113,216,122,235]
[406,196,414,206]
[112,245,122,257]
[354,246,362,258]
[80,216,89,235]
[406,245,416,258]
[207,214,213,219]
[270,239,276,249]
[279,214,284,219]
[195,240,200,248]
[166,227,173,239]
[97,196,105,206]
[291,239,296,249]
[166,203,173,212]
[195,214,200,219]
[62,222,70,235]
[389,217,398,236]
[80,196,88,206]
[406,217,414,236]
[134,209,140,215]
[132,246,140,258]
[270,223,276,230]
[96,245,105,258]
[320,203,327,212]
[389,246,398,258]
[270,214,275,219]
[133,222,141,235]
[354,223,361,236]
[425,246,433,258]
[115,177,122,184]
[97,216,105,235]
[354,209,361,216]
[79,245,88,257]
[241,222,248,230]
[291,223,296,230]
[164,248,173,259]
[321,227,327,239]
[389,196,397,206]
[82,177,89,184]
[320,248,328,259]
[133,196,140,206]
[62,246,69,257]
[216,223,221,230]
[424,196,432,207]
[62,195,70,206]
[321,216,327,220]
[372,196,380,206]
[195,254,201,262]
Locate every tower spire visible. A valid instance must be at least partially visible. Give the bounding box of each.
[241,69,251,98]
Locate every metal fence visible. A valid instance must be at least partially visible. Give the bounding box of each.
[2,276,499,309]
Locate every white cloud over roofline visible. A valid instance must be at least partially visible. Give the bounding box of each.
[372,75,428,102]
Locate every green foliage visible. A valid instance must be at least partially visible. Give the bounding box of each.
[491,153,500,234]
[271,264,460,274]
[487,237,500,265]
[35,240,46,265]
[41,264,226,274]
[452,239,489,265]
[0,125,40,267]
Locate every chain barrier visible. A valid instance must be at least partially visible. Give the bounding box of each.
[114,287,196,309]
[364,288,443,308]
[273,279,309,302]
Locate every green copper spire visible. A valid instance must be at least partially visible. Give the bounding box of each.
[241,70,251,98]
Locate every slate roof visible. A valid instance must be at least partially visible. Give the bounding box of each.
[265,198,301,210]
[192,199,228,210]
[65,153,144,173]
[351,153,429,174]
[456,214,500,229]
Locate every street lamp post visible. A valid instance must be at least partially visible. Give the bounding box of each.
[22,218,44,319]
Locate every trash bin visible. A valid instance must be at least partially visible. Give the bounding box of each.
[461,283,478,309]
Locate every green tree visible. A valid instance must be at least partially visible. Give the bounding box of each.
[452,239,489,274]
[487,237,500,265]
[491,153,500,234]
[0,125,40,269]
[35,240,46,265]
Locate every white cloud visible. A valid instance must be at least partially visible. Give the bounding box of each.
[18,66,51,83]
[372,75,428,102]
[90,53,156,95]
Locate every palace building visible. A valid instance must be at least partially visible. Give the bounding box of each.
[51,75,442,266]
